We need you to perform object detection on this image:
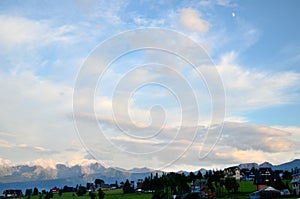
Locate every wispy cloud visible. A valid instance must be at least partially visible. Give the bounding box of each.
[199,0,237,7]
[0,15,81,49]
[179,8,210,33]
[216,52,300,114]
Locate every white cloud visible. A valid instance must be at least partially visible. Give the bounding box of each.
[169,122,299,169]
[68,159,98,167]
[271,126,300,151]
[72,103,299,169]
[0,15,81,49]
[219,122,294,153]
[25,159,61,169]
[215,0,236,7]
[199,0,237,7]
[179,8,210,33]
[224,116,249,123]
[0,70,78,164]
[215,52,300,114]
[0,15,44,47]
[214,148,266,165]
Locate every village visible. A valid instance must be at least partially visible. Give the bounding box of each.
[2,165,300,199]
[0,1,299,199]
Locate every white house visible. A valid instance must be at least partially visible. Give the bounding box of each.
[224,166,242,180]
[292,172,300,196]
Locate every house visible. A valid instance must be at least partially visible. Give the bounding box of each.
[190,179,216,198]
[241,168,255,181]
[3,190,23,198]
[130,181,135,190]
[280,189,291,196]
[191,179,207,193]
[109,183,117,190]
[136,179,143,192]
[248,171,256,181]
[100,184,111,191]
[86,183,95,191]
[291,170,300,196]
[250,186,280,199]
[50,187,60,193]
[224,166,242,180]
[254,168,273,190]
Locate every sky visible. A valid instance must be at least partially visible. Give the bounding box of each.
[0,0,300,172]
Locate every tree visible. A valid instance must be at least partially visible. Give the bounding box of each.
[25,189,33,197]
[95,179,104,188]
[123,179,134,194]
[177,173,190,195]
[152,191,167,199]
[213,170,224,183]
[285,181,290,190]
[189,172,196,182]
[272,177,285,190]
[142,177,151,192]
[196,171,203,179]
[48,192,53,198]
[76,186,87,196]
[44,192,53,199]
[206,179,215,192]
[33,188,39,196]
[98,189,105,199]
[184,193,201,199]
[224,177,239,193]
[58,189,63,197]
[89,192,96,199]
[233,181,239,193]
[250,167,257,174]
[44,192,49,199]
[282,171,292,180]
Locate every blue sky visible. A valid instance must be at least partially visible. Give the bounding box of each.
[0,0,299,171]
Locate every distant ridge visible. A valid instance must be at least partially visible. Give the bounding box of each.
[259,161,273,168]
[273,159,300,171]
[0,159,299,193]
[237,159,300,171]
[238,163,258,170]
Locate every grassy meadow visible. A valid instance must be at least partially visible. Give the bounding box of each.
[24,181,297,199]
[29,189,152,199]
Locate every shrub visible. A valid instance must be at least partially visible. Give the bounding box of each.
[76,186,87,196]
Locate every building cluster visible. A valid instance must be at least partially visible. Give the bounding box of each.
[2,190,23,198]
[292,168,300,195]
[190,165,300,198]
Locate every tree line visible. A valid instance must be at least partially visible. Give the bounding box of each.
[20,168,293,199]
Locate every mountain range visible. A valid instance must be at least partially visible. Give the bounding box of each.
[0,159,299,194]
[238,159,300,171]
[0,163,159,194]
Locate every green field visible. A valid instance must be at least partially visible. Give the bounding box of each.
[29,189,152,199]
[26,181,297,199]
[215,181,256,199]
[103,189,152,199]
